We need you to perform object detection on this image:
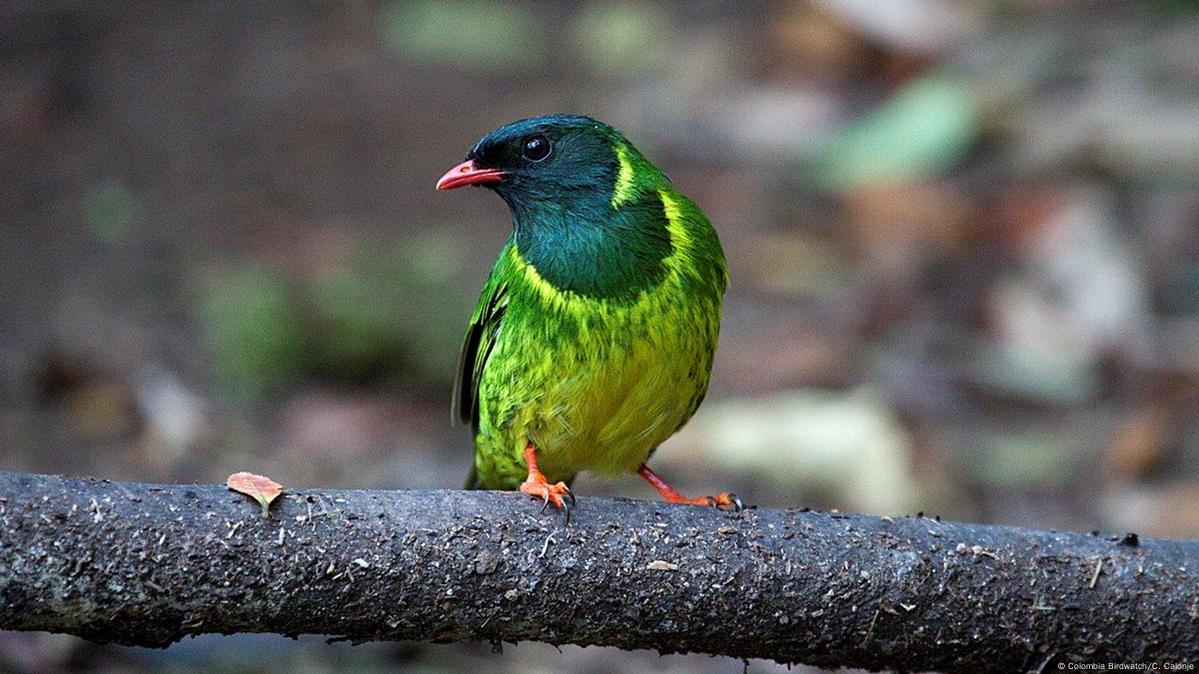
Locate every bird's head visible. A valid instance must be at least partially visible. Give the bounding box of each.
[437,115,691,299]
[437,114,658,221]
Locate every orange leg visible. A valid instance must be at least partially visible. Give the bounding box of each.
[638,464,742,511]
[519,441,574,512]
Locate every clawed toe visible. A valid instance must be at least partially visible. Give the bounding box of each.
[705,492,743,511]
[521,478,574,519]
[517,443,574,522]
[639,464,744,511]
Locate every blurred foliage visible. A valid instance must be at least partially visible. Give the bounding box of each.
[82,179,142,246]
[968,428,1089,489]
[571,3,669,76]
[199,236,464,403]
[199,267,310,402]
[812,77,979,191]
[379,0,545,71]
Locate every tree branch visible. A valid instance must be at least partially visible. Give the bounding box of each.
[0,471,1196,672]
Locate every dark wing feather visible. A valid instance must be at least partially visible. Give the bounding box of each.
[455,276,507,491]
[452,277,508,431]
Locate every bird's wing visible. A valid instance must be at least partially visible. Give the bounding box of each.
[452,261,509,432]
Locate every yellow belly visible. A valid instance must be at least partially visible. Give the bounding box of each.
[472,276,720,488]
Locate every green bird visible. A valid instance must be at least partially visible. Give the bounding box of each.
[437,114,739,512]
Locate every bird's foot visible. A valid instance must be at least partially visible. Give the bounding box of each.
[664,491,743,511]
[517,474,573,522]
[637,464,743,511]
[519,441,575,521]
[519,475,575,512]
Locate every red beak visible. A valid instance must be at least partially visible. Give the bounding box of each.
[436,159,505,190]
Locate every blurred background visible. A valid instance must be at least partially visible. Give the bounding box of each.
[3,1,1198,672]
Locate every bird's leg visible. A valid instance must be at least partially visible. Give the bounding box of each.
[519,441,574,512]
[637,464,742,511]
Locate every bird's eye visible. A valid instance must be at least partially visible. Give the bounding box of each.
[521,134,551,162]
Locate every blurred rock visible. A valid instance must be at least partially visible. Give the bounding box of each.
[973,279,1103,405]
[977,184,1152,404]
[133,367,209,470]
[1103,481,1199,539]
[813,0,981,54]
[668,388,918,514]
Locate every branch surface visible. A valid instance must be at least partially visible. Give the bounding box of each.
[1,471,1196,672]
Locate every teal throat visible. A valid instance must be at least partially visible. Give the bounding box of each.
[511,193,673,301]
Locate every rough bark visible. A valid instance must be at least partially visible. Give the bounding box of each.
[0,471,1196,672]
